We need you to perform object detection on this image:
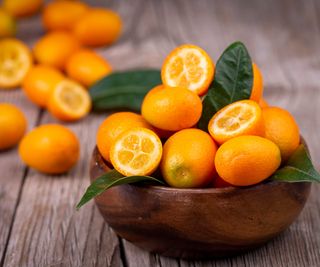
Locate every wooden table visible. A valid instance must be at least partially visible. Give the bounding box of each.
[1,0,320,266]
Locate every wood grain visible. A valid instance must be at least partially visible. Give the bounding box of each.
[2,112,122,267]
[0,0,319,266]
[0,15,43,264]
[0,90,39,265]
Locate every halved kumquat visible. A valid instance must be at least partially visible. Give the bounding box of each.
[161,44,214,96]
[208,100,264,144]
[0,38,32,89]
[96,112,154,162]
[110,127,162,177]
[47,79,91,122]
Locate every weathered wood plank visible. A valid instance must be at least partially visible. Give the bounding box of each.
[1,2,123,266]
[2,112,122,267]
[1,0,139,266]
[0,14,44,264]
[0,91,39,265]
[1,0,320,266]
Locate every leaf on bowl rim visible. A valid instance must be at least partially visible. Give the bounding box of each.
[271,144,320,183]
[76,169,164,210]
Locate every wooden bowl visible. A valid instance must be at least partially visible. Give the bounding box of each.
[90,147,311,259]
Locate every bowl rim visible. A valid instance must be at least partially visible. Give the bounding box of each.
[91,141,309,194]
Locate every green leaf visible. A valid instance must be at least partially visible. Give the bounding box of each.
[76,169,164,209]
[90,69,161,112]
[198,42,253,131]
[271,144,320,183]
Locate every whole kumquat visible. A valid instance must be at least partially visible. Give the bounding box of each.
[215,135,281,186]
[161,129,217,188]
[262,107,300,162]
[0,103,27,150]
[142,85,202,131]
[19,124,80,174]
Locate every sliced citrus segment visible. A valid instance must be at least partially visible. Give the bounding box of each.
[47,79,91,122]
[208,100,264,144]
[161,44,214,96]
[110,127,163,176]
[96,112,154,163]
[0,38,32,89]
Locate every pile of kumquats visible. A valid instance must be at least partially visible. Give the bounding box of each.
[0,1,303,192]
[94,44,300,189]
[0,0,121,173]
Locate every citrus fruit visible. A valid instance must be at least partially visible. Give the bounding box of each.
[0,38,32,89]
[208,100,264,144]
[215,135,281,186]
[3,0,43,18]
[33,31,81,70]
[73,8,122,47]
[22,65,64,107]
[0,103,27,150]
[141,85,202,131]
[160,129,217,188]
[96,112,154,162]
[42,0,88,31]
[47,79,91,122]
[66,49,112,86]
[19,124,79,174]
[262,107,300,161]
[161,44,214,96]
[259,97,269,108]
[0,8,16,38]
[250,63,264,102]
[110,127,162,176]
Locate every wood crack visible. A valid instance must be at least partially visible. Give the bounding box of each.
[0,167,29,267]
[118,238,128,267]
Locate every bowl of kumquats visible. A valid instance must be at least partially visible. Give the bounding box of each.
[0,1,316,260]
[75,41,319,259]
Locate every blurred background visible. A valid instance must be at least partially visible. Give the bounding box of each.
[0,0,319,266]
